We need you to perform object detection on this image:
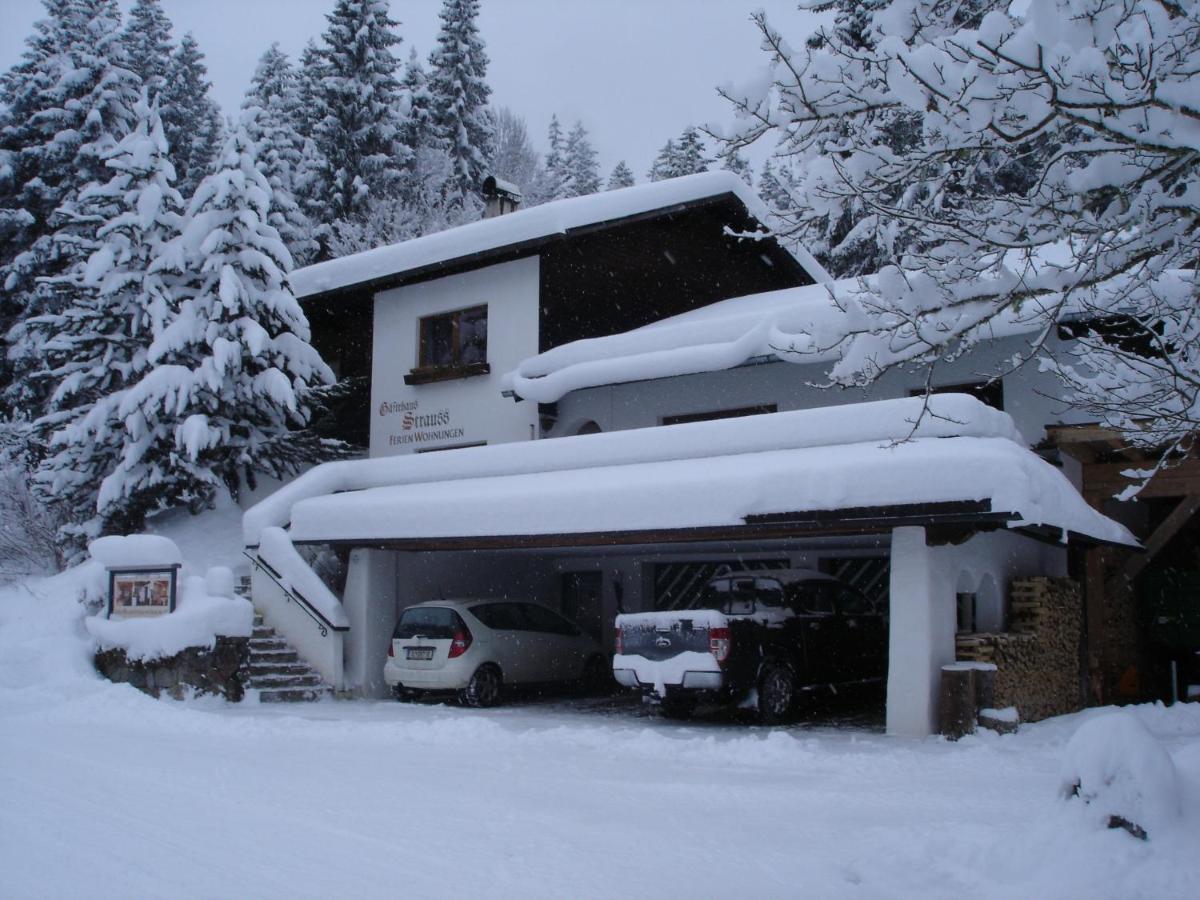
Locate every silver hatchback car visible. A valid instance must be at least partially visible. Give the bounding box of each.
[384,598,607,707]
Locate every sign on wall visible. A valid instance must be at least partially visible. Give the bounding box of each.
[379,399,468,449]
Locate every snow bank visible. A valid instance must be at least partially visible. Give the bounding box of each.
[85,574,253,661]
[245,393,1028,545]
[0,562,106,704]
[257,527,349,629]
[290,171,827,299]
[88,533,182,569]
[1059,711,1181,837]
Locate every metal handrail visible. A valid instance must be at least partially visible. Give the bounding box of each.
[243,550,349,638]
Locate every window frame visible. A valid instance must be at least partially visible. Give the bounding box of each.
[405,304,490,385]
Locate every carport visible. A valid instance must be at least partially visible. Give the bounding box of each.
[246,396,1135,736]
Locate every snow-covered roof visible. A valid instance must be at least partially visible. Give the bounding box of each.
[503,277,1059,404]
[245,395,1134,548]
[289,171,829,300]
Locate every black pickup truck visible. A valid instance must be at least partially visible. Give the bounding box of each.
[612,569,887,722]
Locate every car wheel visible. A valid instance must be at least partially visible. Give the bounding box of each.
[758,664,796,724]
[461,664,502,708]
[576,655,608,696]
[660,694,696,720]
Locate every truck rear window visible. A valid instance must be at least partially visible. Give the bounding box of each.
[394,607,459,640]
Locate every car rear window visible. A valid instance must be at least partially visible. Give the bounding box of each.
[394,607,459,640]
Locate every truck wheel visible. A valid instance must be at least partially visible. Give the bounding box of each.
[660,694,696,720]
[758,664,796,724]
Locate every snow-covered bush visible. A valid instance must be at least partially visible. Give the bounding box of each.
[1059,711,1182,839]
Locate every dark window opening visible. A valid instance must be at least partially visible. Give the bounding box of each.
[661,404,778,427]
[407,305,489,384]
[956,592,977,633]
[910,381,1004,411]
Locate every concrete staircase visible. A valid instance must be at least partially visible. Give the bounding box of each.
[241,570,333,703]
[248,613,333,702]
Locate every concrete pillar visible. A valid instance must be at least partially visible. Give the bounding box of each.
[342,548,398,698]
[887,526,941,736]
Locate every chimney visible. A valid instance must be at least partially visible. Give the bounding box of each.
[481,175,522,218]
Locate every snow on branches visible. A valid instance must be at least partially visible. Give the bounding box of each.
[107,117,336,524]
[717,0,1200,460]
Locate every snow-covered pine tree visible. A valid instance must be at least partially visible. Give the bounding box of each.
[674,126,711,176]
[646,139,679,182]
[310,0,408,253]
[562,121,600,198]
[28,94,184,546]
[398,48,434,162]
[757,159,794,214]
[123,0,173,100]
[607,160,635,191]
[1,0,139,411]
[720,148,752,186]
[242,44,316,267]
[109,116,336,522]
[294,39,325,140]
[427,0,494,205]
[531,113,568,204]
[161,32,223,201]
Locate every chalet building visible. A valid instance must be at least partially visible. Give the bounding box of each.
[292,172,816,453]
[246,173,1195,735]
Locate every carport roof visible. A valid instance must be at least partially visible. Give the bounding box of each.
[276,398,1135,551]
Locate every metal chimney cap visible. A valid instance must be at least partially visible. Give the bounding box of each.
[482,175,522,200]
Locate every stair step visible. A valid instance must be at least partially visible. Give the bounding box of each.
[249,661,316,677]
[249,648,299,663]
[249,637,289,651]
[251,626,277,639]
[258,687,331,703]
[250,673,325,689]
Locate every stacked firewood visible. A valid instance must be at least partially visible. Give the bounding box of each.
[955,577,1083,722]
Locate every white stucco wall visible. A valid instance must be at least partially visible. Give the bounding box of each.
[370,256,540,457]
[886,526,1069,736]
[548,332,1086,450]
[341,548,399,698]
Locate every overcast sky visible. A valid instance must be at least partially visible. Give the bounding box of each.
[0,0,824,179]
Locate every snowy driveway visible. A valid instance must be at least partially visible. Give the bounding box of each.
[3,680,1199,899]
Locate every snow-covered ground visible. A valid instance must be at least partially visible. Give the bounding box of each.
[2,565,1199,899]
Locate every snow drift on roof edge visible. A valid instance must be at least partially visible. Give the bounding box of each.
[243,394,1133,548]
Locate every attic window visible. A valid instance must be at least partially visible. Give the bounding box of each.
[406,305,490,385]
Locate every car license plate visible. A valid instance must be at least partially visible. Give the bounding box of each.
[405,647,434,661]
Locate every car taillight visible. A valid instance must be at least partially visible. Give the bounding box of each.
[709,626,731,665]
[387,641,394,657]
[448,627,472,658]
[615,626,623,655]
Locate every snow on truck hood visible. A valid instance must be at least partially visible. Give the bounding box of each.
[246,395,1135,549]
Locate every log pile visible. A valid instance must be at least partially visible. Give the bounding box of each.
[955,577,1083,722]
